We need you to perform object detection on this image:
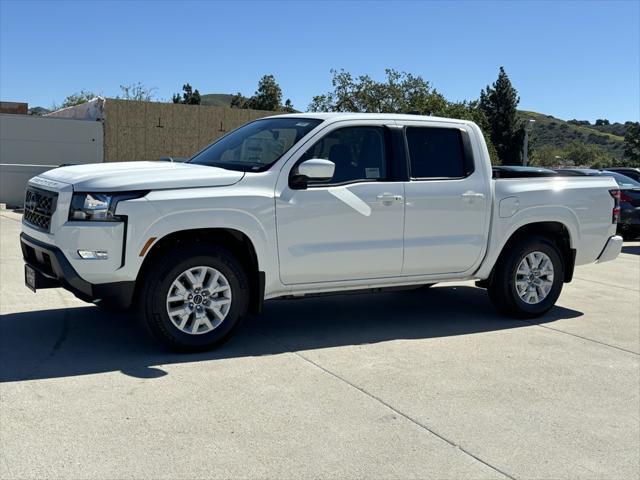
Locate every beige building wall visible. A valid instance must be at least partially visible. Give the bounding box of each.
[103,99,278,162]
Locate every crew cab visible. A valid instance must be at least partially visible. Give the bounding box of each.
[21,113,623,351]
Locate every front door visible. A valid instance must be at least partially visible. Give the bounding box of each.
[276,125,404,284]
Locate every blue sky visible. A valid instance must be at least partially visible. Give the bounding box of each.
[1,0,638,122]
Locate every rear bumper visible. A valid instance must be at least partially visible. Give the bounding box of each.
[596,235,623,263]
[20,233,135,308]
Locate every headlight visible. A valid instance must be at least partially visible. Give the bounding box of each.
[69,191,148,221]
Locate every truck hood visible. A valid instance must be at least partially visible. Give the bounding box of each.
[39,161,245,192]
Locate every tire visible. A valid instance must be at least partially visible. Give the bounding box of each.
[487,235,564,318]
[139,244,249,352]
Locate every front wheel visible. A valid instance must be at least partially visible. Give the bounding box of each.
[488,236,564,318]
[139,244,249,352]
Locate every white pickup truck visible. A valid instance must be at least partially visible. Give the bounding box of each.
[21,113,623,351]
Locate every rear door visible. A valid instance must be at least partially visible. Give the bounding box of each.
[400,122,491,275]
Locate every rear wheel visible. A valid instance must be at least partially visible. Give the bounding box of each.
[488,236,564,318]
[139,244,249,352]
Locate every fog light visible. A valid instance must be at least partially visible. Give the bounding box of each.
[78,250,108,260]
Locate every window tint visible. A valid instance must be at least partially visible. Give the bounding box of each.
[406,127,466,178]
[301,127,387,184]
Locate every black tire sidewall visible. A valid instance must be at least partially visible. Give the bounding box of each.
[143,246,249,351]
[505,238,564,317]
[490,236,564,318]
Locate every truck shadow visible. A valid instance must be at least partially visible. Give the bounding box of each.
[0,286,582,383]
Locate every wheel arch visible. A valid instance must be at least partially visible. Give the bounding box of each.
[481,221,576,286]
[135,227,265,314]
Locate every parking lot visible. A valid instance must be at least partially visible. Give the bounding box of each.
[1,209,638,479]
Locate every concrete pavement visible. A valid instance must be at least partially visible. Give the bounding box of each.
[1,211,638,479]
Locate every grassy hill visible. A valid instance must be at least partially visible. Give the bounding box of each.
[518,111,626,161]
[200,93,235,107]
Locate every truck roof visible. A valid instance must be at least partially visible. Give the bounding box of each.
[266,112,476,125]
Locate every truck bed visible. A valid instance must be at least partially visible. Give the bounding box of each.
[477,175,619,279]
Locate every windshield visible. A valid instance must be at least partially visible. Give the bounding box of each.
[600,171,640,188]
[190,118,323,171]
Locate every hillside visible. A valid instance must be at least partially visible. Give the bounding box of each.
[518,111,626,160]
[200,93,235,107]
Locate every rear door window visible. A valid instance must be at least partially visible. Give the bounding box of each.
[406,127,467,179]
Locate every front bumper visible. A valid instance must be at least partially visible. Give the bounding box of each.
[596,235,623,263]
[20,233,135,308]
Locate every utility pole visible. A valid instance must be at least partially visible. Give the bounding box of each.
[523,119,535,166]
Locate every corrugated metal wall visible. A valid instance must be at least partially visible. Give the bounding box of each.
[103,99,277,162]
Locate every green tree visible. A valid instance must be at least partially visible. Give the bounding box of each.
[282,98,295,113]
[172,83,201,105]
[230,92,248,109]
[232,75,293,112]
[117,82,156,101]
[58,90,99,109]
[479,67,524,165]
[557,142,611,167]
[530,145,563,167]
[623,122,640,166]
[246,74,283,111]
[595,119,610,126]
[309,68,447,115]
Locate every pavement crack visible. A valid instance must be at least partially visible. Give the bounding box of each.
[253,328,515,478]
[20,312,71,381]
[524,321,639,356]
[290,348,517,480]
[573,276,639,293]
[0,213,21,223]
[49,314,70,356]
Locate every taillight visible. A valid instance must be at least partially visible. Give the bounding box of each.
[620,191,633,203]
[609,189,620,223]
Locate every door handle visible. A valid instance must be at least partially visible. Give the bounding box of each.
[376,193,403,203]
[461,191,485,199]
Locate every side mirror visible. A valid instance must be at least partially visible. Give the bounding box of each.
[291,159,335,189]
[298,159,335,180]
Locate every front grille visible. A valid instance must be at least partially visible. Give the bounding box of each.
[24,187,58,232]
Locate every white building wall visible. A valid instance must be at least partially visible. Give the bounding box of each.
[0,114,103,206]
